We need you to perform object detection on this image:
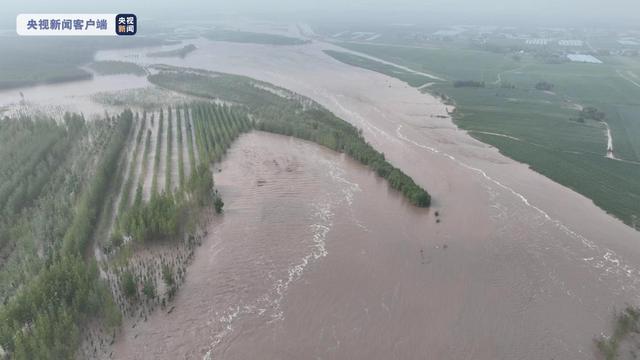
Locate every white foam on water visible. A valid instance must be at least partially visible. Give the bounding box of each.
[395,124,640,287]
[203,158,364,359]
[328,94,399,144]
[322,157,361,206]
[321,155,370,232]
[203,200,333,359]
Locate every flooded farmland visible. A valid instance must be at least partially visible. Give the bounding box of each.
[2,37,639,359]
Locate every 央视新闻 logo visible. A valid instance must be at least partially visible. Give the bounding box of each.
[115,14,136,35]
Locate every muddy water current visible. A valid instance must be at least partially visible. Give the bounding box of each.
[112,131,440,359]
[112,130,639,360]
[3,36,640,359]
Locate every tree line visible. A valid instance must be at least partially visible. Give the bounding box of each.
[149,70,432,207]
[150,109,164,195]
[112,103,238,248]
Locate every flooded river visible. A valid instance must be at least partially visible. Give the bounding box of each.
[110,127,640,360]
[112,131,441,359]
[3,36,640,359]
[99,39,640,359]
[0,72,150,119]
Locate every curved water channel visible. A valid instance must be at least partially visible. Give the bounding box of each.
[1,36,639,359]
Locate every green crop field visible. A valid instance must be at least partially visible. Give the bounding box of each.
[337,42,521,81]
[326,42,640,228]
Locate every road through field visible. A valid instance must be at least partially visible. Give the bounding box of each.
[99,39,640,359]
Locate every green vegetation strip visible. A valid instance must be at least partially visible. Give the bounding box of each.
[176,106,186,188]
[118,113,147,214]
[147,44,197,58]
[151,110,164,196]
[324,50,433,87]
[62,112,133,255]
[165,107,174,191]
[148,67,431,206]
[185,109,197,176]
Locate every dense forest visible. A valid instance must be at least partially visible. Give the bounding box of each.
[0,112,130,358]
[0,103,244,358]
[0,112,111,302]
[148,68,431,207]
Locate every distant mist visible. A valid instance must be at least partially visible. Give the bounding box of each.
[2,0,639,29]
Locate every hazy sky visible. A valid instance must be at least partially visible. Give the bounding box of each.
[2,0,639,27]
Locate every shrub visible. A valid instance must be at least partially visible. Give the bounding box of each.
[121,271,137,298]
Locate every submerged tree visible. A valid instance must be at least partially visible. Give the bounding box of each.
[214,196,224,214]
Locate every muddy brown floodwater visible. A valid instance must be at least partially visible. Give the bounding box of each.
[111,129,639,360]
[113,131,439,359]
[5,34,640,359]
[97,38,640,360]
